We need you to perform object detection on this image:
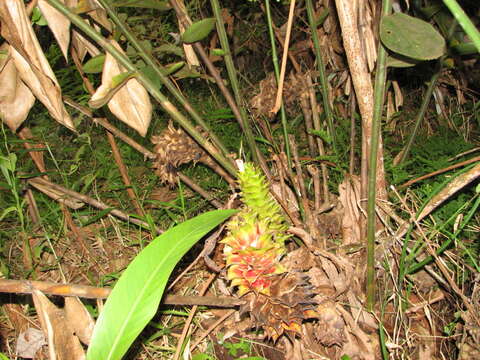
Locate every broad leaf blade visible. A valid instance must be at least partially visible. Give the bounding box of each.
[380,13,445,60]
[181,18,216,44]
[86,209,237,360]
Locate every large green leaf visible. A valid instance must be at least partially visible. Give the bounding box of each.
[86,209,237,360]
[181,18,216,44]
[380,13,445,60]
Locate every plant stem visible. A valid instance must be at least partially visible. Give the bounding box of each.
[95,0,231,161]
[209,0,261,165]
[46,0,237,178]
[399,19,458,164]
[366,0,392,310]
[443,0,480,53]
[305,0,337,155]
[398,68,440,164]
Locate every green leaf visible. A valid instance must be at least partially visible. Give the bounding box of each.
[111,0,171,11]
[86,209,237,360]
[181,18,216,44]
[0,206,18,221]
[386,54,420,68]
[83,54,106,74]
[140,62,185,89]
[111,71,135,88]
[308,129,332,144]
[211,48,226,56]
[32,7,48,26]
[380,13,445,60]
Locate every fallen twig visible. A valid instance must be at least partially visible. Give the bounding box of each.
[0,279,244,308]
[173,274,216,360]
[28,177,162,233]
[398,155,480,189]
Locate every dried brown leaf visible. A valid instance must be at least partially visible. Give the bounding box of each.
[32,289,85,360]
[338,176,362,245]
[90,40,152,136]
[38,0,71,59]
[418,162,480,220]
[77,0,111,31]
[64,297,95,345]
[175,0,200,66]
[0,0,75,131]
[0,44,35,131]
[16,327,46,358]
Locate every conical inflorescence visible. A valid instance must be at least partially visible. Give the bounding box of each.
[222,163,289,296]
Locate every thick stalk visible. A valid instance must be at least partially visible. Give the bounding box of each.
[209,0,260,165]
[305,0,337,155]
[96,0,231,160]
[46,0,237,178]
[366,0,392,310]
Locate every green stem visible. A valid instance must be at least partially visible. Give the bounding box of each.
[398,68,440,164]
[443,0,480,53]
[305,0,337,155]
[46,0,237,178]
[399,19,458,164]
[366,0,392,310]
[408,193,480,274]
[264,0,291,166]
[96,0,231,160]
[210,0,260,165]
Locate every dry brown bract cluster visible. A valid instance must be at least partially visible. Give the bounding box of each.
[151,123,214,186]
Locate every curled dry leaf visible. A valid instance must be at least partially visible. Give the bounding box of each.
[64,297,95,345]
[417,162,480,221]
[0,44,35,131]
[0,0,75,131]
[37,0,72,60]
[72,29,101,62]
[338,175,362,245]
[69,0,102,62]
[77,0,112,32]
[90,40,152,137]
[32,289,85,360]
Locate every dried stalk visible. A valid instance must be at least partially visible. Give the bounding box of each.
[307,74,330,203]
[28,177,162,233]
[173,274,216,360]
[63,98,223,208]
[71,48,145,217]
[271,0,296,115]
[289,135,317,239]
[0,279,244,307]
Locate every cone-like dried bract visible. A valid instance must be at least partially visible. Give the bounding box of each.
[151,124,211,186]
